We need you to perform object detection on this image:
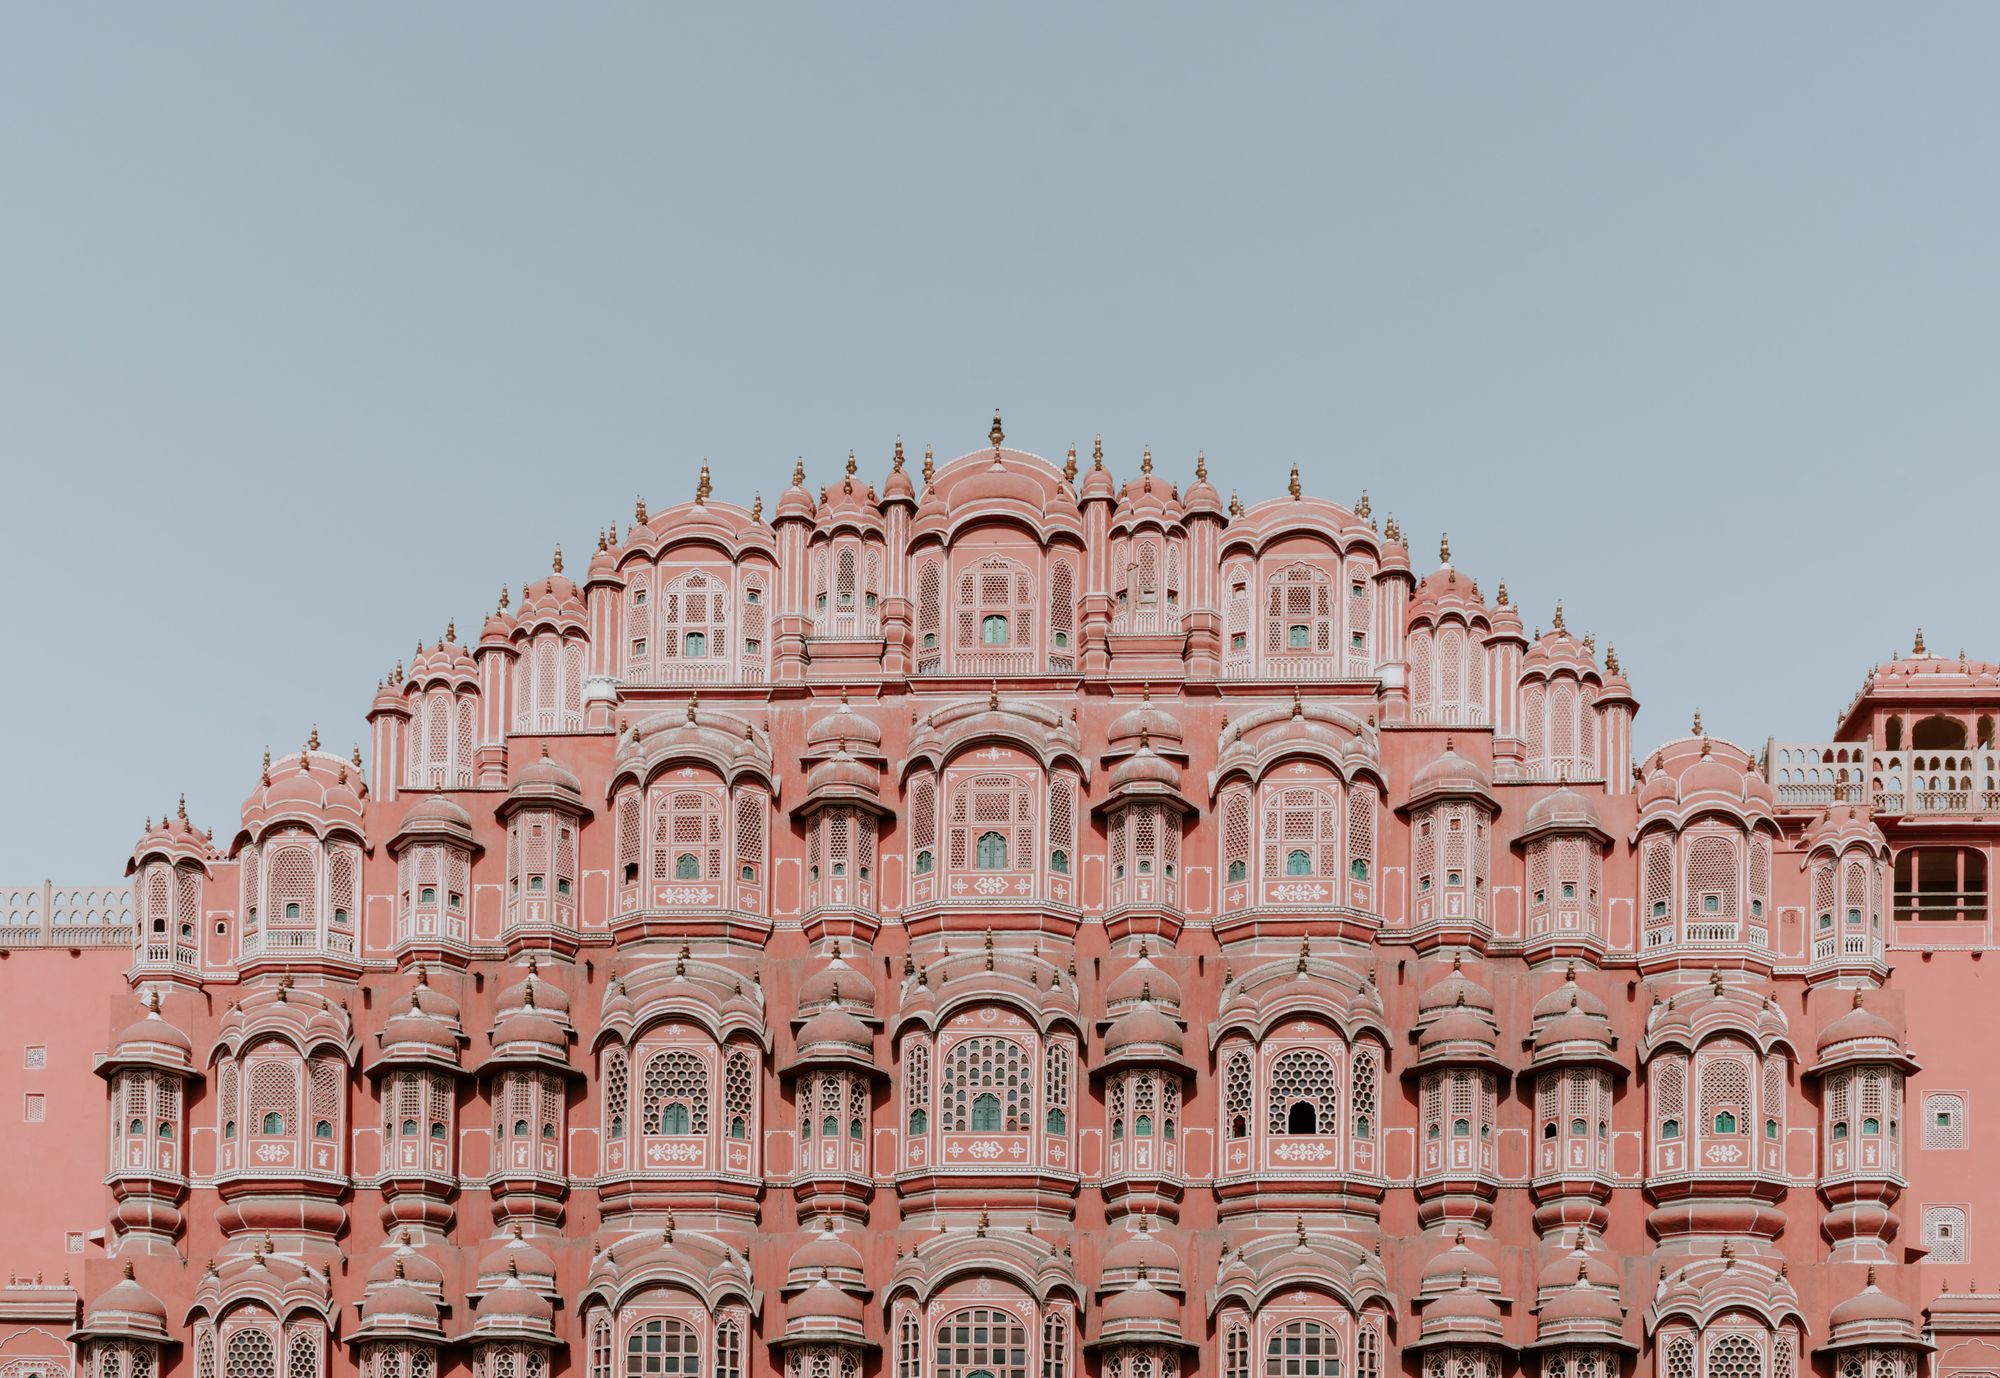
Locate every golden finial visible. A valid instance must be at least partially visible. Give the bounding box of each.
[1196,451,1208,482]
[1092,435,1104,467]
[1692,707,1703,736]
[922,445,935,484]
[1292,688,1304,718]
[893,436,906,470]
[261,747,271,786]
[498,581,510,613]
[989,680,1000,711]
[846,449,858,478]
[551,545,564,574]
[1140,445,1152,475]
[1605,643,1620,674]
[1440,532,1451,564]
[306,724,320,752]
[687,694,699,724]
[176,793,187,822]
[696,462,712,503]
[791,459,806,487]
[1288,464,1302,499]
[446,618,456,643]
[1552,601,1566,632]
[1495,579,1509,607]
[1229,490,1243,516]
[1063,444,1077,483]
[1355,489,1370,518]
[976,1209,989,1237]
[1914,627,1927,656]
[989,410,1004,448]
[634,493,648,523]
[751,493,763,521]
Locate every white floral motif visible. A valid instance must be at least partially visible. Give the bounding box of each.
[1269,883,1329,903]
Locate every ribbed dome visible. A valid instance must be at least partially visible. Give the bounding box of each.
[508,747,585,808]
[788,1275,865,1325]
[1102,1280,1180,1326]
[113,999,194,1057]
[795,1007,874,1055]
[359,1277,439,1326]
[1408,743,1494,808]
[1828,1276,1914,1329]
[1105,945,1182,1010]
[1521,786,1605,840]
[1102,1222,1179,1280]
[1418,954,1495,1017]
[86,1266,168,1326]
[1104,1003,1186,1057]
[806,691,882,753]
[797,948,878,1011]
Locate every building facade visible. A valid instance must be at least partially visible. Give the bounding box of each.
[7,421,2000,1378]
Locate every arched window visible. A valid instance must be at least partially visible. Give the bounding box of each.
[1267,1047,1339,1137]
[1265,562,1334,659]
[935,1308,1027,1378]
[623,1318,700,1378]
[641,1049,709,1135]
[942,1036,1029,1133]
[224,1330,276,1378]
[947,773,1035,878]
[1264,1320,1340,1378]
[1704,1333,1761,1378]
[956,556,1034,655]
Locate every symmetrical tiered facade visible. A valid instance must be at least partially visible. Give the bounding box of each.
[7,421,2000,1378]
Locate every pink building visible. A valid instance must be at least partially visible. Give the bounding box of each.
[6,421,1999,1378]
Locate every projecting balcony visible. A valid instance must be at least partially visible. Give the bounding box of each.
[1768,743,2000,816]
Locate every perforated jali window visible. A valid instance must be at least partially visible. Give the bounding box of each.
[947,774,1034,875]
[1351,1048,1379,1135]
[1686,834,1742,920]
[1262,785,1340,881]
[1221,788,1252,888]
[1265,563,1334,655]
[1224,1049,1253,1136]
[956,556,1034,648]
[641,1049,709,1134]
[1267,1047,1340,1135]
[942,1035,1028,1132]
[1265,1320,1339,1378]
[653,787,724,883]
[661,571,729,660]
[224,1330,275,1378]
[1705,1333,1761,1378]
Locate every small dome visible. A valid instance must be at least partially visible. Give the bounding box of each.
[369,1234,446,1290]
[1817,993,1904,1055]
[1521,786,1606,841]
[507,747,585,810]
[113,1000,194,1058]
[86,1267,168,1327]
[797,948,878,1012]
[1539,1280,1625,1329]
[1536,1237,1619,1293]
[805,750,881,802]
[492,1006,569,1052]
[1530,968,1610,1024]
[1108,743,1181,793]
[360,1278,440,1327]
[789,1226,866,1282]
[789,1276,865,1327]
[379,991,460,1054]
[1829,1276,1914,1330]
[795,1007,874,1056]
[1408,743,1494,809]
[1419,954,1495,1018]
[496,958,572,1018]
[1102,1281,1181,1327]
[1102,1223,1179,1280]
[481,1227,557,1283]
[478,1272,554,1325]
[1104,945,1182,1010]
[1107,694,1185,752]
[806,691,883,754]
[1423,1285,1502,1328]
[1419,1006,1498,1054]
[1104,1003,1187,1057]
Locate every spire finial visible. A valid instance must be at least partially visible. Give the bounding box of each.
[990,410,1004,448]
[1196,451,1208,482]
[1092,435,1104,467]
[1552,600,1566,632]
[499,582,510,611]
[990,680,1000,711]
[177,793,187,822]
[1914,627,1927,656]
[1292,688,1304,718]
[1140,445,1153,475]
[1062,443,1077,482]
[893,436,906,470]
[687,694,699,724]
[1496,579,1508,606]
[791,459,806,487]
[1288,464,1302,499]
[635,493,648,523]
[308,724,320,752]
[551,545,563,574]
[1440,531,1451,564]
[845,449,857,478]
[751,493,763,521]
[696,462,712,502]
[922,445,935,484]
[1692,707,1703,736]
[1605,643,1620,674]
[1229,490,1243,516]
[261,746,271,786]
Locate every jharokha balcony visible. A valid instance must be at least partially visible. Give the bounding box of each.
[1769,743,2000,816]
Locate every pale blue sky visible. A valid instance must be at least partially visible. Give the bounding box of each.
[3,6,1996,880]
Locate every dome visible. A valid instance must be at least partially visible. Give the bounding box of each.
[390,795,478,853]
[788,1275,865,1327]
[804,750,882,804]
[805,691,883,754]
[112,997,194,1060]
[1829,1274,1915,1332]
[789,1226,866,1284]
[1530,967,1610,1024]
[1102,1222,1180,1281]
[1183,454,1224,518]
[775,460,818,523]
[1101,1281,1180,1327]
[1408,559,1490,625]
[1107,693,1185,754]
[369,1233,446,1290]
[1423,1284,1502,1329]
[481,1226,557,1283]
[1107,742,1181,793]
[794,1007,875,1057]
[379,990,460,1055]
[1418,954,1496,1018]
[1407,741,1495,810]
[477,1269,554,1325]
[1419,1004,1498,1054]
[1104,945,1182,1011]
[506,746,586,811]
[882,441,917,503]
[491,1005,569,1053]
[907,437,1085,543]
[359,1277,440,1327]
[496,957,572,1018]
[1520,786,1608,843]
[797,947,878,1012]
[1103,1003,1187,1057]
[1536,1237,1620,1293]
[1538,1279,1625,1329]
[86,1266,168,1328]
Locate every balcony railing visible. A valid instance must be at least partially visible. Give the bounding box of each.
[1769,742,2000,815]
[1222,655,1373,683]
